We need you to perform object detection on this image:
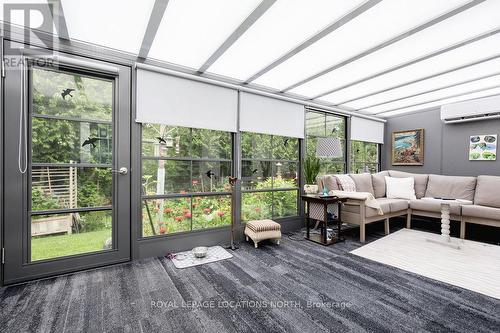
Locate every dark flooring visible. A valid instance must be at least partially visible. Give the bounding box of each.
[0,219,499,333]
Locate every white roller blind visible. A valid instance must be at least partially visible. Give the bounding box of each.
[136,69,238,132]
[239,92,305,138]
[350,116,385,144]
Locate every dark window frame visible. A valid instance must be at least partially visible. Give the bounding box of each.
[140,125,234,238]
[241,132,300,221]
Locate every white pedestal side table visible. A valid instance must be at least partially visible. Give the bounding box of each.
[420,198,472,250]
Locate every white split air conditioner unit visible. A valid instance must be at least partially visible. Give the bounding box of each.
[440,95,500,124]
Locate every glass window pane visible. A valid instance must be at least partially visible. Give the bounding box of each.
[32,166,112,211]
[192,161,232,193]
[306,112,326,136]
[242,192,272,221]
[273,136,298,161]
[254,0,468,90]
[31,210,112,261]
[273,190,298,218]
[351,141,366,162]
[319,162,345,175]
[142,198,192,237]
[306,136,318,158]
[192,196,231,231]
[325,115,345,138]
[241,160,272,190]
[142,124,191,158]
[241,132,272,159]
[365,143,379,163]
[191,129,232,159]
[351,162,365,174]
[33,68,112,121]
[273,162,298,188]
[142,159,191,195]
[367,164,379,174]
[32,118,112,164]
[148,0,261,69]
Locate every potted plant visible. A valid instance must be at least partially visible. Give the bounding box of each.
[303,156,320,194]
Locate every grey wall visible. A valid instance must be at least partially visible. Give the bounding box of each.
[382,107,500,176]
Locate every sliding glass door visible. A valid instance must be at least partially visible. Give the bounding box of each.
[3,46,131,284]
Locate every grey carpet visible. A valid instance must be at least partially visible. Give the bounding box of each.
[0,223,499,333]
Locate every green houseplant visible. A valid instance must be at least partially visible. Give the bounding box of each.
[303,156,321,194]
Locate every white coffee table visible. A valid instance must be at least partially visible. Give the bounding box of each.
[420,197,472,249]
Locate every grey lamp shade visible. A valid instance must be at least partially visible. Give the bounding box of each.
[316,137,343,158]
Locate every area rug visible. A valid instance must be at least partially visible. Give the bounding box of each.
[350,228,500,299]
[170,245,233,269]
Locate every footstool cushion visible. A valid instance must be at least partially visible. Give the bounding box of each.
[244,219,281,248]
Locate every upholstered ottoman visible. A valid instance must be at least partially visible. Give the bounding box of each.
[244,219,281,248]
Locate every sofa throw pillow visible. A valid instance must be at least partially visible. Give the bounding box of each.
[335,175,356,192]
[372,171,389,198]
[349,173,375,195]
[385,176,417,200]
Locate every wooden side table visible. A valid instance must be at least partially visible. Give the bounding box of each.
[301,195,347,246]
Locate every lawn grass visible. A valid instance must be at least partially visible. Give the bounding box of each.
[31,229,111,261]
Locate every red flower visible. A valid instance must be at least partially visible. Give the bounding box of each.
[216,211,225,217]
[159,226,167,234]
[164,208,173,214]
[203,208,211,215]
[174,216,184,222]
[184,212,192,218]
[183,208,190,214]
[255,207,261,213]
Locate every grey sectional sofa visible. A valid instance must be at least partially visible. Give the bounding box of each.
[316,171,500,242]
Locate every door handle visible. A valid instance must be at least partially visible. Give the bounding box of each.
[112,167,128,175]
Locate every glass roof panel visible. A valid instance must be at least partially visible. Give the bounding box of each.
[363,74,500,114]
[378,86,500,117]
[291,0,500,97]
[62,0,155,54]
[148,0,261,70]
[345,57,500,109]
[252,0,469,91]
[207,0,365,81]
[321,33,500,105]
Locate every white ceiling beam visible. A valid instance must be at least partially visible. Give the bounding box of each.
[334,53,500,106]
[138,0,169,59]
[244,0,382,84]
[282,0,486,93]
[357,71,500,111]
[314,26,500,101]
[198,0,277,73]
[373,84,500,115]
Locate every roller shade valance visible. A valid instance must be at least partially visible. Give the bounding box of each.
[239,92,305,138]
[136,68,238,132]
[350,116,384,144]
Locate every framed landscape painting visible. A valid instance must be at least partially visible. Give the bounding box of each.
[392,129,424,166]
